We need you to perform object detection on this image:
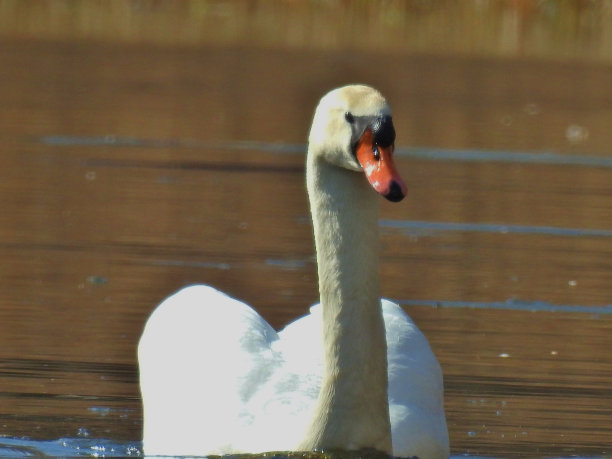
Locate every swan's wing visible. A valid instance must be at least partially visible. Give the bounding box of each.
[138,285,282,456]
[382,300,450,458]
[276,303,323,376]
[139,293,448,457]
[242,304,323,450]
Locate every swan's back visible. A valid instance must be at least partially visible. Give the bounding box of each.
[139,286,448,458]
[382,300,449,457]
[139,285,283,455]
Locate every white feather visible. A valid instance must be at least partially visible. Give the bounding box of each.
[139,286,448,457]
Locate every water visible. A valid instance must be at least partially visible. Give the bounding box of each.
[0,436,141,457]
[1,2,612,457]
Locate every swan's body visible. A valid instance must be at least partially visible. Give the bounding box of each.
[139,85,449,458]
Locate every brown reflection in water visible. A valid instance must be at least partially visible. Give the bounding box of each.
[1,0,612,61]
[0,37,611,456]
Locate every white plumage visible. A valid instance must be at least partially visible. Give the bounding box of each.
[139,286,447,457]
[139,85,449,458]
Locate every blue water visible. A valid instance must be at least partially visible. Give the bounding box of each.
[0,436,141,457]
[0,436,599,459]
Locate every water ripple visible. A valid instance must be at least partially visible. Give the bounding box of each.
[398,298,612,315]
[38,136,612,168]
[380,219,612,238]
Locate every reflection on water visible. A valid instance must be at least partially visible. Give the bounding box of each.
[0,436,141,457]
[39,134,612,168]
[1,2,612,457]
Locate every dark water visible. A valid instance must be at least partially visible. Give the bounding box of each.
[1,38,611,457]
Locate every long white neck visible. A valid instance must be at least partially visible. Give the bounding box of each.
[299,153,391,453]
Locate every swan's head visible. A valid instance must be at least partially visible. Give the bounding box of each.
[308,85,407,202]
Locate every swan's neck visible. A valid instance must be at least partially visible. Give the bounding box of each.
[300,154,391,453]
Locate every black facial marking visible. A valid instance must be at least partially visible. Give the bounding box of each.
[349,114,396,158]
[371,115,395,148]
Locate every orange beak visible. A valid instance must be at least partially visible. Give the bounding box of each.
[355,128,407,202]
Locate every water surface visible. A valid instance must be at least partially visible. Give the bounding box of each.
[1,5,612,457]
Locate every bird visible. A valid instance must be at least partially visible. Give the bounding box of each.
[138,84,449,459]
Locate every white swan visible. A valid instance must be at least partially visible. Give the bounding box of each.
[138,85,449,458]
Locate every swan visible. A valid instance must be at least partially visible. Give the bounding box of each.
[138,85,449,458]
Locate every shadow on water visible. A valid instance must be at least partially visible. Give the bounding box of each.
[1,1,612,458]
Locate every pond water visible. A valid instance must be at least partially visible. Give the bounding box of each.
[1,3,612,457]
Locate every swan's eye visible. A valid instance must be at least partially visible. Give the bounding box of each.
[345,112,355,124]
[372,145,380,160]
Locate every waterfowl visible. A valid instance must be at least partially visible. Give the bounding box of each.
[138,85,449,458]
